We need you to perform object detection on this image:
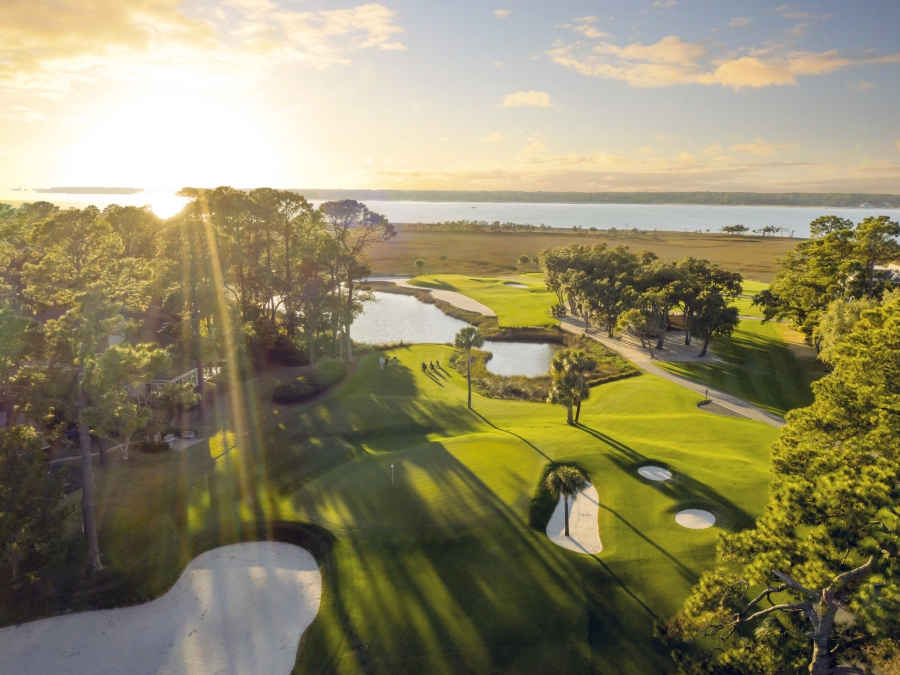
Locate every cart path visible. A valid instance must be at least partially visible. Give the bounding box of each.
[560,318,785,429]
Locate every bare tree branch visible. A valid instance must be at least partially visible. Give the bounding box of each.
[742,603,811,624]
[773,570,820,599]
[832,557,874,590]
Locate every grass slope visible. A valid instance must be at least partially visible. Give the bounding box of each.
[408,274,557,327]
[731,280,769,318]
[658,320,825,416]
[14,346,778,675]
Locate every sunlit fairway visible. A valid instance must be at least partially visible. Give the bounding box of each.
[731,280,769,318]
[407,274,559,327]
[41,345,778,674]
[657,319,825,416]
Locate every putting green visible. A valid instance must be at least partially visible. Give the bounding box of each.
[408,274,557,327]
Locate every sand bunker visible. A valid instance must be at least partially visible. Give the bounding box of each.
[0,542,321,675]
[638,466,672,481]
[675,509,716,529]
[546,483,602,554]
[504,282,529,288]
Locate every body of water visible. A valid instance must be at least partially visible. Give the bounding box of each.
[3,188,898,238]
[352,292,558,377]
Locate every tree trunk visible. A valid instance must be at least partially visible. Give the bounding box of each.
[575,373,584,423]
[77,385,102,573]
[564,495,570,536]
[566,403,573,425]
[809,608,838,675]
[123,435,130,461]
[98,436,108,467]
[346,323,353,362]
[196,356,205,419]
[698,338,710,358]
[647,342,654,359]
[466,349,472,409]
[308,328,315,370]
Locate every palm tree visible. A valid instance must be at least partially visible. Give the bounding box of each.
[568,349,596,423]
[454,326,484,409]
[546,465,589,537]
[415,258,425,275]
[548,349,589,425]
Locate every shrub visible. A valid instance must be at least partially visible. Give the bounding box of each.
[138,441,169,454]
[272,361,348,405]
[272,376,317,404]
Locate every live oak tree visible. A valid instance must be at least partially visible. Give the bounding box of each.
[689,291,740,358]
[0,308,30,418]
[670,296,900,675]
[83,343,171,461]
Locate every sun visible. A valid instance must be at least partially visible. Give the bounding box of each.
[54,89,291,193]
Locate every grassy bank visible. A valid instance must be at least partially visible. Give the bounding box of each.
[407,274,557,327]
[2,344,778,674]
[658,319,824,416]
[449,336,638,402]
[369,227,798,281]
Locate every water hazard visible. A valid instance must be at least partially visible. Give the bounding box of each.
[352,292,560,377]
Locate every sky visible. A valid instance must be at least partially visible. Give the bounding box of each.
[1,0,899,194]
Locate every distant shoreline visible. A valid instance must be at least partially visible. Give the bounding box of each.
[289,189,900,209]
[34,187,143,195]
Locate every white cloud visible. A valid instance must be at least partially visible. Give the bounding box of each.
[501,90,553,107]
[574,25,610,39]
[0,0,407,96]
[850,81,874,91]
[651,1,677,7]
[0,106,50,122]
[547,35,900,90]
[729,17,752,27]
[478,132,504,143]
[491,61,504,68]
[494,10,511,18]
[729,138,800,156]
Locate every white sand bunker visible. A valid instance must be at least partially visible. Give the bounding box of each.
[676,509,716,529]
[638,466,672,481]
[0,542,321,675]
[546,484,603,554]
[505,282,529,288]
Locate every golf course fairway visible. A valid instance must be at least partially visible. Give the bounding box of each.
[263,345,775,673]
[69,344,778,674]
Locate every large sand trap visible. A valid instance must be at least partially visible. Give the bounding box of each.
[546,484,602,554]
[676,509,716,529]
[638,466,672,481]
[0,542,321,675]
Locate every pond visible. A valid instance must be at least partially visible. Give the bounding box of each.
[352,292,561,377]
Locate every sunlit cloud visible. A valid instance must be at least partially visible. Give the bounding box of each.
[850,81,874,91]
[729,17,753,27]
[0,0,406,96]
[548,34,900,89]
[651,1,677,8]
[501,90,553,107]
[494,10,511,18]
[774,5,830,22]
[0,106,50,123]
[729,138,800,156]
[478,132,504,143]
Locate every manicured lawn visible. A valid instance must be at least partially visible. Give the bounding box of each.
[658,319,825,417]
[408,274,558,327]
[25,345,778,675]
[731,280,768,317]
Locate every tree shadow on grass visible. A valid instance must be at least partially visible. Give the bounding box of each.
[470,409,551,461]
[575,422,755,532]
